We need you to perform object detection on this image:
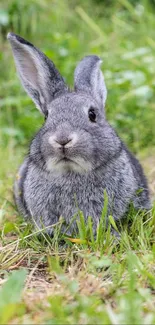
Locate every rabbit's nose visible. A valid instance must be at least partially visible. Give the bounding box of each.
[48,133,77,149]
[56,138,72,147]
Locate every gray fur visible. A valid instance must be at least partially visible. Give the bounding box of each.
[8,33,151,235]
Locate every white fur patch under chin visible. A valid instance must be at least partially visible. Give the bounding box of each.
[46,157,92,174]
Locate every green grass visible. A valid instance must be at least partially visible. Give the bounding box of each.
[0,0,155,323]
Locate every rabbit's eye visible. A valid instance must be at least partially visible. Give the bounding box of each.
[88,107,96,122]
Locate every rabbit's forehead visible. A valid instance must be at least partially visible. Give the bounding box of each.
[48,92,97,114]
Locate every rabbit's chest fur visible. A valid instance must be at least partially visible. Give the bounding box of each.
[22,151,137,231]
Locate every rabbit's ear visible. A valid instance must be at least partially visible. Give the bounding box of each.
[74,55,107,109]
[7,33,68,115]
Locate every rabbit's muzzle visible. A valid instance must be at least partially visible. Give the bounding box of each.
[53,138,73,156]
[48,132,78,153]
[46,132,92,174]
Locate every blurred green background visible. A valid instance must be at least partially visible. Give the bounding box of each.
[0,0,155,192]
[0,3,155,323]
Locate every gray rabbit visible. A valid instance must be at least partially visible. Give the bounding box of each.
[8,32,151,235]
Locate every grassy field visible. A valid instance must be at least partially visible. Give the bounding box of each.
[0,0,155,323]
